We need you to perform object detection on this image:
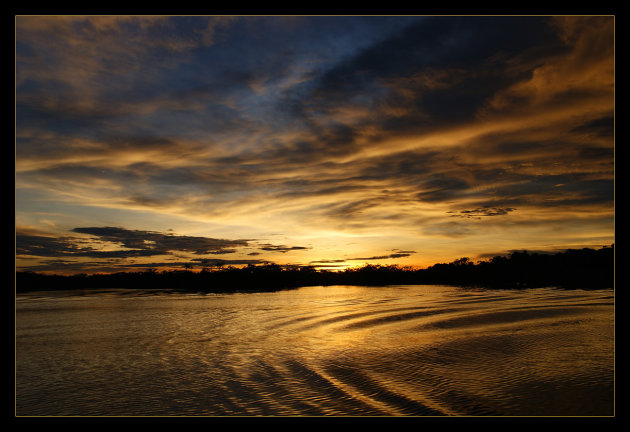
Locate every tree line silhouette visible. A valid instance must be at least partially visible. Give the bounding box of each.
[16,245,614,293]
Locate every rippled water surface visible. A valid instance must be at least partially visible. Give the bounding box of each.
[16,285,614,416]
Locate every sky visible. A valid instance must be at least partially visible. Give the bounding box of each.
[15,15,615,274]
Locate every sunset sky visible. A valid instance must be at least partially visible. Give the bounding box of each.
[15,15,614,274]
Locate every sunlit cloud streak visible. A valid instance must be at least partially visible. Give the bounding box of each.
[15,15,614,273]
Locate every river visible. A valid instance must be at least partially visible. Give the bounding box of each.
[15,285,614,416]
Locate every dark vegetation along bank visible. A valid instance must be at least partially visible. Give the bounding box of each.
[16,245,614,293]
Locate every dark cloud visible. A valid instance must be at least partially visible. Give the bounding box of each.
[416,175,471,203]
[323,198,381,219]
[258,244,310,253]
[289,17,561,125]
[16,232,166,259]
[475,246,588,260]
[104,135,177,151]
[15,259,128,274]
[261,16,602,182]
[72,226,248,255]
[475,176,614,209]
[15,227,265,273]
[570,115,614,138]
[276,181,369,200]
[77,249,163,258]
[347,252,413,261]
[578,146,614,161]
[191,258,272,267]
[39,227,312,262]
[16,234,86,257]
[309,259,347,264]
[449,207,516,219]
[253,123,365,167]
[126,195,167,208]
[17,16,612,216]
[16,133,184,165]
[422,221,474,238]
[15,16,614,274]
[17,16,419,145]
[355,150,440,180]
[31,164,143,184]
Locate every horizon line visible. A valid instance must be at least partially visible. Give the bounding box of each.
[15,243,614,277]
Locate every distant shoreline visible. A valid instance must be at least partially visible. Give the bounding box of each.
[15,245,614,293]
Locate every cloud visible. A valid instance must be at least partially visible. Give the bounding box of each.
[287,16,561,125]
[570,115,614,138]
[322,198,382,219]
[190,258,272,267]
[16,233,88,258]
[421,221,476,238]
[16,16,234,86]
[416,175,471,203]
[486,16,613,114]
[16,16,250,147]
[268,16,612,177]
[71,227,249,255]
[15,259,127,274]
[15,232,167,259]
[17,227,314,269]
[15,16,614,272]
[449,207,517,219]
[309,259,347,264]
[347,252,414,261]
[258,244,311,253]
[15,225,271,273]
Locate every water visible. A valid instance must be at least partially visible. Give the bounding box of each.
[15,285,614,417]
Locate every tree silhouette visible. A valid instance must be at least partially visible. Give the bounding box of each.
[16,245,614,293]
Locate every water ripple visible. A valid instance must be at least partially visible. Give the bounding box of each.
[16,285,614,416]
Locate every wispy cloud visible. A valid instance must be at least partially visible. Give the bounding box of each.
[449,207,517,219]
[347,253,414,261]
[258,244,311,253]
[15,16,614,273]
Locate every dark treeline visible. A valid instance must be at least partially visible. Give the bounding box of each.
[16,245,614,293]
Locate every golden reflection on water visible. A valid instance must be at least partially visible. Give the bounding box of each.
[16,285,614,416]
